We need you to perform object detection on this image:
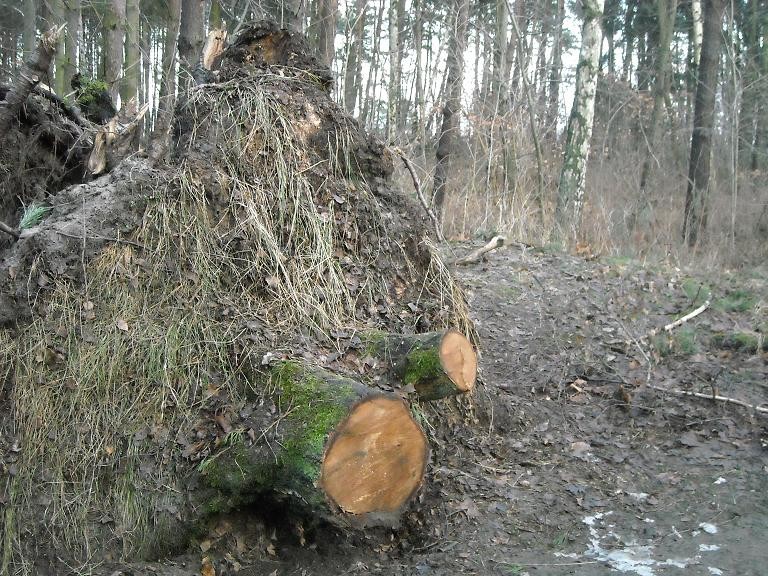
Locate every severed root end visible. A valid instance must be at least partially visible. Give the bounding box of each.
[320,396,427,518]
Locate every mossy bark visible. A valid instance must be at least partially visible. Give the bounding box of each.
[197,361,427,527]
[363,329,477,401]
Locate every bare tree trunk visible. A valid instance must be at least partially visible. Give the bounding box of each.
[343,0,366,114]
[150,0,182,161]
[432,0,470,220]
[23,0,38,59]
[121,0,140,104]
[49,0,67,96]
[553,0,605,243]
[64,0,81,92]
[361,0,385,129]
[683,0,727,247]
[104,0,126,104]
[179,0,205,76]
[387,0,402,142]
[546,0,565,140]
[316,0,338,66]
[413,0,425,146]
[637,0,678,206]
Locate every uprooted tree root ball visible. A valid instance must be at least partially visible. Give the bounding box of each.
[0,22,479,572]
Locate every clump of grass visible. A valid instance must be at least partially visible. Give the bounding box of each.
[681,278,711,305]
[711,331,766,353]
[652,327,698,357]
[18,203,51,230]
[715,289,755,313]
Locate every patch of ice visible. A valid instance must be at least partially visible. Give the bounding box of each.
[662,558,693,568]
[713,477,727,485]
[553,552,579,559]
[700,544,720,552]
[699,522,718,534]
[708,568,724,575]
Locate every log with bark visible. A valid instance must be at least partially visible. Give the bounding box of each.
[198,361,428,527]
[364,329,477,401]
[455,235,506,265]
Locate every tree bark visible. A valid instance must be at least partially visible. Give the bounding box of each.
[179,0,205,77]
[316,0,338,66]
[432,0,469,220]
[637,0,678,210]
[23,0,37,59]
[64,0,81,93]
[546,0,565,140]
[691,0,704,67]
[49,0,67,97]
[149,0,182,161]
[0,26,63,138]
[199,362,428,527]
[553,0,604,243]
[683,0,727,247]
[387,0,402,142]
[120,0,139,104]
[343,0,366,114]
[104,0,126,105]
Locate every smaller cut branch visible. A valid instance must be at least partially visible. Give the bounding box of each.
[393,147,445,242]
[0,25,65,138]
[455,236,506,265]
[0,220,20,240]
[647,300,710,338]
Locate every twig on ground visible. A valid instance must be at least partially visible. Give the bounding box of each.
[647,384,768,415]
[0,220,20,239]
[392,147,445,242]
[455,235,506,266]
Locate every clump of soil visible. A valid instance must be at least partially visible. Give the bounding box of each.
[0,22,474,574]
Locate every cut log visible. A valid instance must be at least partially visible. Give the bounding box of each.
[365,329,477,401]
[197,361,428,527]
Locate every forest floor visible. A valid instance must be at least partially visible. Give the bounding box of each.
[21,242,768,576]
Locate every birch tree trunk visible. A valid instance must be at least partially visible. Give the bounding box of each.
[553,0,605,243]
[683,0,727,247]
[432,0,470,220]
[691,0,704,67]
[50,0,67,97]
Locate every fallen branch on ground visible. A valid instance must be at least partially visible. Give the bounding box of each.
[455,235,506,265]
[647,300,711,338]
[647,383,768,415]
[392,147,445,242]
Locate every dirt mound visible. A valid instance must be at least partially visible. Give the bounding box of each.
[0,22,475,574]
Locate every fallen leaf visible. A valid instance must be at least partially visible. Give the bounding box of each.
[116,318,129,331]
[201,556,215,576]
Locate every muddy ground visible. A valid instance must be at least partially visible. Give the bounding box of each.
[81,241,766,576]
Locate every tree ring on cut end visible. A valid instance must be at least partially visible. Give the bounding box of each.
[320,396,427,515]
[439,329,477,392]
